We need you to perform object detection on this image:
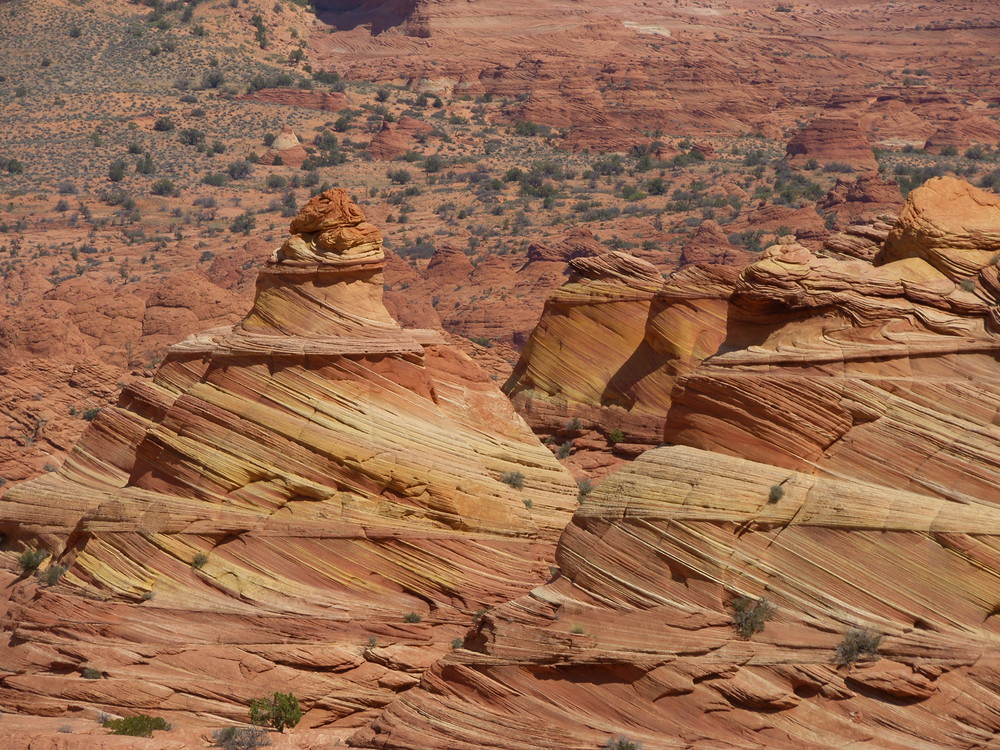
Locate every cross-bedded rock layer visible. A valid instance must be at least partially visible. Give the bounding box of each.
[0,190,578,733]
[508,177,1000,503]
[354,444,1000,749]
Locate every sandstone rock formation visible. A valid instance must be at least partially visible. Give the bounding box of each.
[509,177,1000,503]
[677,220,752,267]
[786,116,878,172]
[506,254,734,453]
[367,116,433,161]
[817,173,904,225]
[258,125,309,167]
[355,444,1000,750]
[0,190,577,736]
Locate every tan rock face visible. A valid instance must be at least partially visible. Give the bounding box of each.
[354,445,1000,750]
[509,178,1000,503]
[0,189,577,730]
[878,176,1000,279]
[367,116,433,161]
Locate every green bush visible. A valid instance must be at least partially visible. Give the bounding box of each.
[151,178,175,196]
[835,627,881,665]
[18,549,48,572]
[605,738,640,750]
[608,429,624,445]
[82,667,102,680]
[249,692,301,733]
[39,565,67,586]
[768,485,785,503]
[402,611,422,623]
[230,211,256,235]
[500,471,525,489]
[730,596,776,638]
[108,160,127,182]
[211,725,271,749]
[192,552,209,569]
[103,714,169,737]
[153,117,175,132]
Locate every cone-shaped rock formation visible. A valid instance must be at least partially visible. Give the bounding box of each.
[0,190,577,731]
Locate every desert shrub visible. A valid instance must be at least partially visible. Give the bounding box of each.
[605,738,641,750]
[835,628,881,665]
[266,174,286,190]
[312,69,340,85]
[39,565,67,586]
[179,128,206,146]
[823,162,855,173]
[103,714,169,737]
[227,160,253,180]
[608,429,624,445]
[555,441,573,459]
[203,172,228,186]
[135,154,156,174]
[768,485,785,503]
[202,69,225,89]
[151,178,175,196]
[577,478,594,501]
[230,211,256,235]
[153,117,175,132]
[249,692,301,733]
[469,335,492,348]
[424,154,445,173]
[402,611,422,623]
[192,552,209,569]
[211,726,271,749]
[108,160,127,182]
[980,169,1000,192]
[387,168,411,184]
[500,471,525,489]
[18,549,48,572]
[82,667,102,680]
[730,596,776,638]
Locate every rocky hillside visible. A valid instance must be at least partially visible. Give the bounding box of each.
[352,176,1000,750]
[356,444,1000,749]
[0,191,578,745]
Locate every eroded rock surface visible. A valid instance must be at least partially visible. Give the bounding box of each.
[354,445,1000,749]
[0,190,577,734]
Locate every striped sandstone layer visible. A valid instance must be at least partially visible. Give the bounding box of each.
[354,445,1000,749]
[0,190,577,735]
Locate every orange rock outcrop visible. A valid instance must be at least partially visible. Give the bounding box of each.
[0,190,577,735]
[509,177,1000,499]
[355,444,1000,749]
[352,182,1000,750]
[786,116,879,172]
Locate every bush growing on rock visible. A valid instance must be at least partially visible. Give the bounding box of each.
[730,596,776,638]
[39,564,67,586]
[605,738,641,750]
[211,725,271,749]
[835,627,881,665]
[500,471,525,489]
[18,549,48,572]
[103,714,169,737]
[249,692,301,733]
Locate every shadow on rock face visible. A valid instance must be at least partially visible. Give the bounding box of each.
[312,0,417,34]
